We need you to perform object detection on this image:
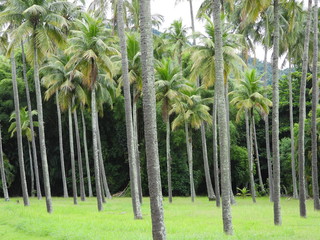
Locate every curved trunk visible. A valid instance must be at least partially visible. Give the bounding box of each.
[91,88,103,211]
[245,111,256,203]
[288,62,298,199]
[272,0,282,225]
[81,109,93,197]
[253,117,265,193]
[201,123,215,200]
[213,97,220,207]
[140,0,167,237]
[96,118,112,199]
[213,0,233,233]
[166,114,173,203]
[56,93,68,198]
[118,0,143,218]
[0,125,9,201]
[68,106,77,205]
[11,51,29,206]
[132,87,143,204]
[21,41,42,200]
[33,44,52,213]
[298,0,312,218]
[73,109,86,201]
[185,122,195,202]
[28,141,35,197]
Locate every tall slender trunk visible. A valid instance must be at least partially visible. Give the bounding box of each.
[28,141,35,197]
[97,118,112,199]
[0,125,9,201]
[33,43,52,213]
[74,109,86,201]
[140,0,167,238]
[288,61,298,199]
[213,96,220,207]
[68,106,77,205]
[118,0,143,219]
[11,50,29,206]
[213,0,233,234]
[263,41,273,201]
[81,109,93,197]
[132,87,143,204]
[201,123,215,200]
[166,114,172,203]
[245,111,256,203]
[188,0,196,45]
[311,0,320,211]
[91,88,103,211]
[56,93,68,198]
[272,0,282,225]
[252,117,265,193]
[21,42,41,200]
[185,122,196,202]
[298,0,312,218]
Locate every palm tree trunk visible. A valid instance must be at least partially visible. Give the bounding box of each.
[91,88,103,211]
[311,0,320,211]
[11,50,29,206]
[212,97,220,207]
[96,118,112,199]
[132,87,143,204]
[0,125,9,201]
[288,61,298,199]
[272,0,282,225]
[118,0,143,219]
[81,109,93,197]
[213,0,233,234]
[73,109,86,201]
[28,141,35,197]
[33,43,52,213]
[201,123,215,201]
[263,40,274,201]
[245,110,256,203]
[140,0,167,237]
[188,0,196,45]
[298,0,312,218]
[166,114,173,203]
[68,106,77,205]
[56,93,68,198]
[21,41,42,200]
[252,117,265,193]
[185,122,196,202]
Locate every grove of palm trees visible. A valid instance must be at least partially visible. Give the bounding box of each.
[0,0,320,239]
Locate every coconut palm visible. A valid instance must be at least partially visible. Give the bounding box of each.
[0,124,9,201]
[155,58,191,203]
[139,0,166,238]
[65,13,116,211]
[230,69,272,202]
[212,0,233,234]
[298,0,312,218]
[171,86,212,202]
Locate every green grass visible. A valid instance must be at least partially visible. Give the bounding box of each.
[0,196,319,239]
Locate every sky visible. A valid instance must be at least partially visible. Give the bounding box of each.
[84,0,310,68]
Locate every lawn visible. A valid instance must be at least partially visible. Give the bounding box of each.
[0,196,319,240]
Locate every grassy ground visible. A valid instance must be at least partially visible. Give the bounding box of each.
[0,196,319,240]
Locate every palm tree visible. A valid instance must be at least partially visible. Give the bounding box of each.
[155,58,190,202]
[65,13,116,211]
[175,0,196,44]
[139,0,166,238]
[298,0,312,218]
[272,0,281,225]
[311,0,320,211]
[230,69,272,202]
[2,0,74,213]
[117,0,142,218]
[212,0,233,234]
[171,86,212,203]
[0,124,9,201]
